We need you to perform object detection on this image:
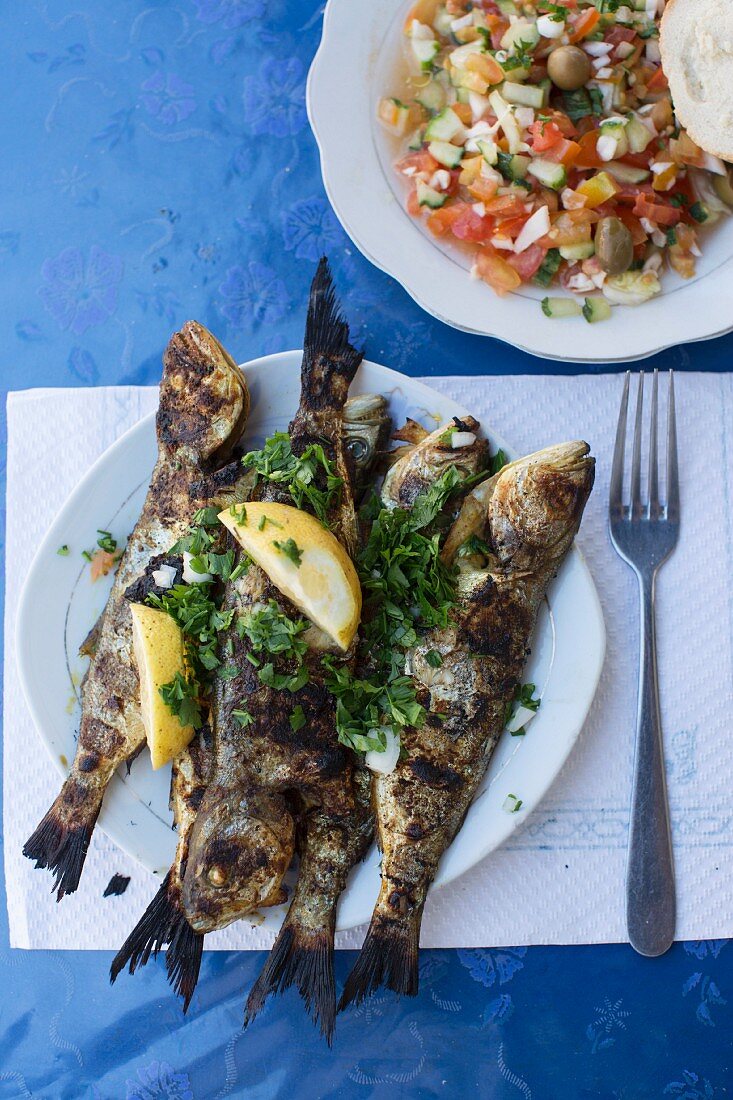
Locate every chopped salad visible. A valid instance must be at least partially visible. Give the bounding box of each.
[379,0,733,318]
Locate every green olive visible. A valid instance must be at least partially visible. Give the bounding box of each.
[547,45,592,91]
[595,217,634,276]
[713,168,733,208]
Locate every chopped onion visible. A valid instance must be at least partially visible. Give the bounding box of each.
[702,152,728,177]
[365,728,400,775]
[515,105,535,130]
[584,41,612,57]
[491,235,515,251]
[616,41,635,60]
[152,564,177,589]
[594,65,613,79]
[597,134,618,162]
[451,431,477,449]
[450,12,473,30]
[514,205,550,254]
[472,202,486,217]
[537,12,565,39]
[429,169,451,191]
[182,550,212,584]
[505,704,539,734]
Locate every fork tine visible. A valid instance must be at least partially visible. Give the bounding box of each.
[610,372,630,512]
[666,370,679,522]
[649,370,659,518]
[631,371,644,514]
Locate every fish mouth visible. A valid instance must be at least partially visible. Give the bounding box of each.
[510,440,593,475]
[344,392,390,423]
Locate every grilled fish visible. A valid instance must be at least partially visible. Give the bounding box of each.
[109,392,389,1016]
[23,324,250,899]
[340,439,594,1006]
[179,261,366,1025]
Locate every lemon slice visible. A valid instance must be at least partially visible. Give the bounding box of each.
[130,602,194,769]
[219,501,362,651]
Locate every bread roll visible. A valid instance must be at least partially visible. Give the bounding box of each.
[660,0,733,161]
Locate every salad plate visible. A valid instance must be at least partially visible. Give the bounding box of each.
[307,0,733,363]
[16,352,605,932]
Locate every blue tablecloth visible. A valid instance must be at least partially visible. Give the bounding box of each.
[2,4,732,1097]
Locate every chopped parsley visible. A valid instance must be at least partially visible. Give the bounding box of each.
[147,582,234,687]
[273,537,302,566]
[192,506,221,527]
[489,449,508,476]
[289,704,306,732]
[236,600,310,693]
[96,529,117,554]
[232,708,254,728]
[218,665,240,680]
[57,544,70,556]
[159,672,203,729]
[503,793,523,813]
[243,432,343,523]
[82,549,93,562]
[689,202,708,224]
[505,682,541,736]
[258,514,282,531]
[425,649,443,669]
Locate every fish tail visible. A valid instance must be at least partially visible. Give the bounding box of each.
[166,914,204,1013]
[245,916,337,1044]
[339,910,422,1010]
[110,872,176,984]
[22,780,102,900]
[301,257,363,409]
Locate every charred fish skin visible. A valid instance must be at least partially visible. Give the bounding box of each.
[109,725,213,1010]
[382,416,489,510]
[340,441,595,1008]
[182,258,364,936]
[108,393,386,1012]
[23,323,250,901]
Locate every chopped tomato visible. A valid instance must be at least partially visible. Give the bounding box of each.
[507,243,548,280]
[669,246,696,278]
[451,206,494,242]
[646,66,669,93]
[426,203,468,236]
[473,247,522,295]
[465,51,505,86]
[467,175,500,203]
[568,7,600,42]
[482,13,510,49]
[616,208,648,246]
[675,223,697,251]
[652,163,677,192]
[484,193,530,217]
[452,102,473,125]
[406,188,421,217]
[396,151,439,177]
[576,171,620,208]
[531,120,564,152]
[538,211,593,247]
[575,130,604,170]
[620,151,654,170]
[633,193,681,226]
[494,214,531,239]
[90,549,118,581]
[605,26,637,47]
[545,110,578,139]
[542,138,581,168]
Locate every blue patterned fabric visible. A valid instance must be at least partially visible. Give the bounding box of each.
[1,3,732,1097]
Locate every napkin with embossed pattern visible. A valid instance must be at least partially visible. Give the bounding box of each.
[4,374,733,950]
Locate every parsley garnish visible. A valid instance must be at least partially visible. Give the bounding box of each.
[243,432,343,523]
[505,682,541,735]
[489,449,508,476]
[289,704,306,732]
[82,549,93,562]
[689,202,708,223]
[159,672,203,729]
[232,708,254,728]
[236,600,310,693]
[96,529,117,554]
[273,537,303,566]
[425,650,443,669]
[57,544,70,556]
[192,506,221,527]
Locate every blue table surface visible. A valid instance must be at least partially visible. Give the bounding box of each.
[2,4,732,1098]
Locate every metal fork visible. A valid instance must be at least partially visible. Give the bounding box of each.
[609,370,680,957]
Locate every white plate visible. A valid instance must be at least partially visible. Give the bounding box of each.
[16,353,605,932]
[307,0,733,364]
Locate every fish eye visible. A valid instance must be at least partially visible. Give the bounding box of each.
[207,865,229,888]
[347,437,368,461]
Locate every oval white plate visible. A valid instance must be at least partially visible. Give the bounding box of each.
[307,0,733,364]
[16,353,605,932]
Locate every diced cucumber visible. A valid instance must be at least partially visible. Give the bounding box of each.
[527,158,567,190]
[497,0,516,15]
[600,118,629,158]
[497,151,530,181]
[533,248,562,288]
[582,296,612,323]
[416,181,447,208]
[433,7,454,36]
[476,138,499,166]
[416,80,446,112]
[428,140,464,168]
[604,160,650,184]
[500,58,531,82]
[626,115,653,153]
[562,88,593,123]
[560,241,596,261]
[412,37,440,70]
[501,19,540,53]
[408,128,425,151]
[502,81,547,109]
[713,172,733,207]
[541,297,583,318]
[455,86,471,103]
[424,107,464,142]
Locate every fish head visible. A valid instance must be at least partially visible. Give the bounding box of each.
[382,417,489,509]
[489,441,595,568]
[343,393,392,485]
[158,322,250,467]
[182,790,295,933]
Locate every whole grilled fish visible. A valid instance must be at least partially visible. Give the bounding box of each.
[109,392,390,1016]
[23,324,250,899]
[340,438,595,1006]
[180,261,366,1021]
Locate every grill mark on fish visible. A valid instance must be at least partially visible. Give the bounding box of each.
[340,438,594,1009]
[23,323,250,900]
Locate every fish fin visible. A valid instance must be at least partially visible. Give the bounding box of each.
[339,912,421,1010]
[110,873,175,983]
[245,919,337,1044]
[22,787,101,900]
[300,257,363,410]
[166,914,204,1014]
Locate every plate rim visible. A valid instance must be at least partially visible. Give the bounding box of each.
[15,351,606,928]
[307,0,733,364]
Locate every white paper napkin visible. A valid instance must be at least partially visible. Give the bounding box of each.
[5,374,733,951]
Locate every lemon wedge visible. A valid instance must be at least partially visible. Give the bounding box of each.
[219,501,362,651]
[130,602,194,769]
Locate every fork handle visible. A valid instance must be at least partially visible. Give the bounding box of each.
[626,571,676,956]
